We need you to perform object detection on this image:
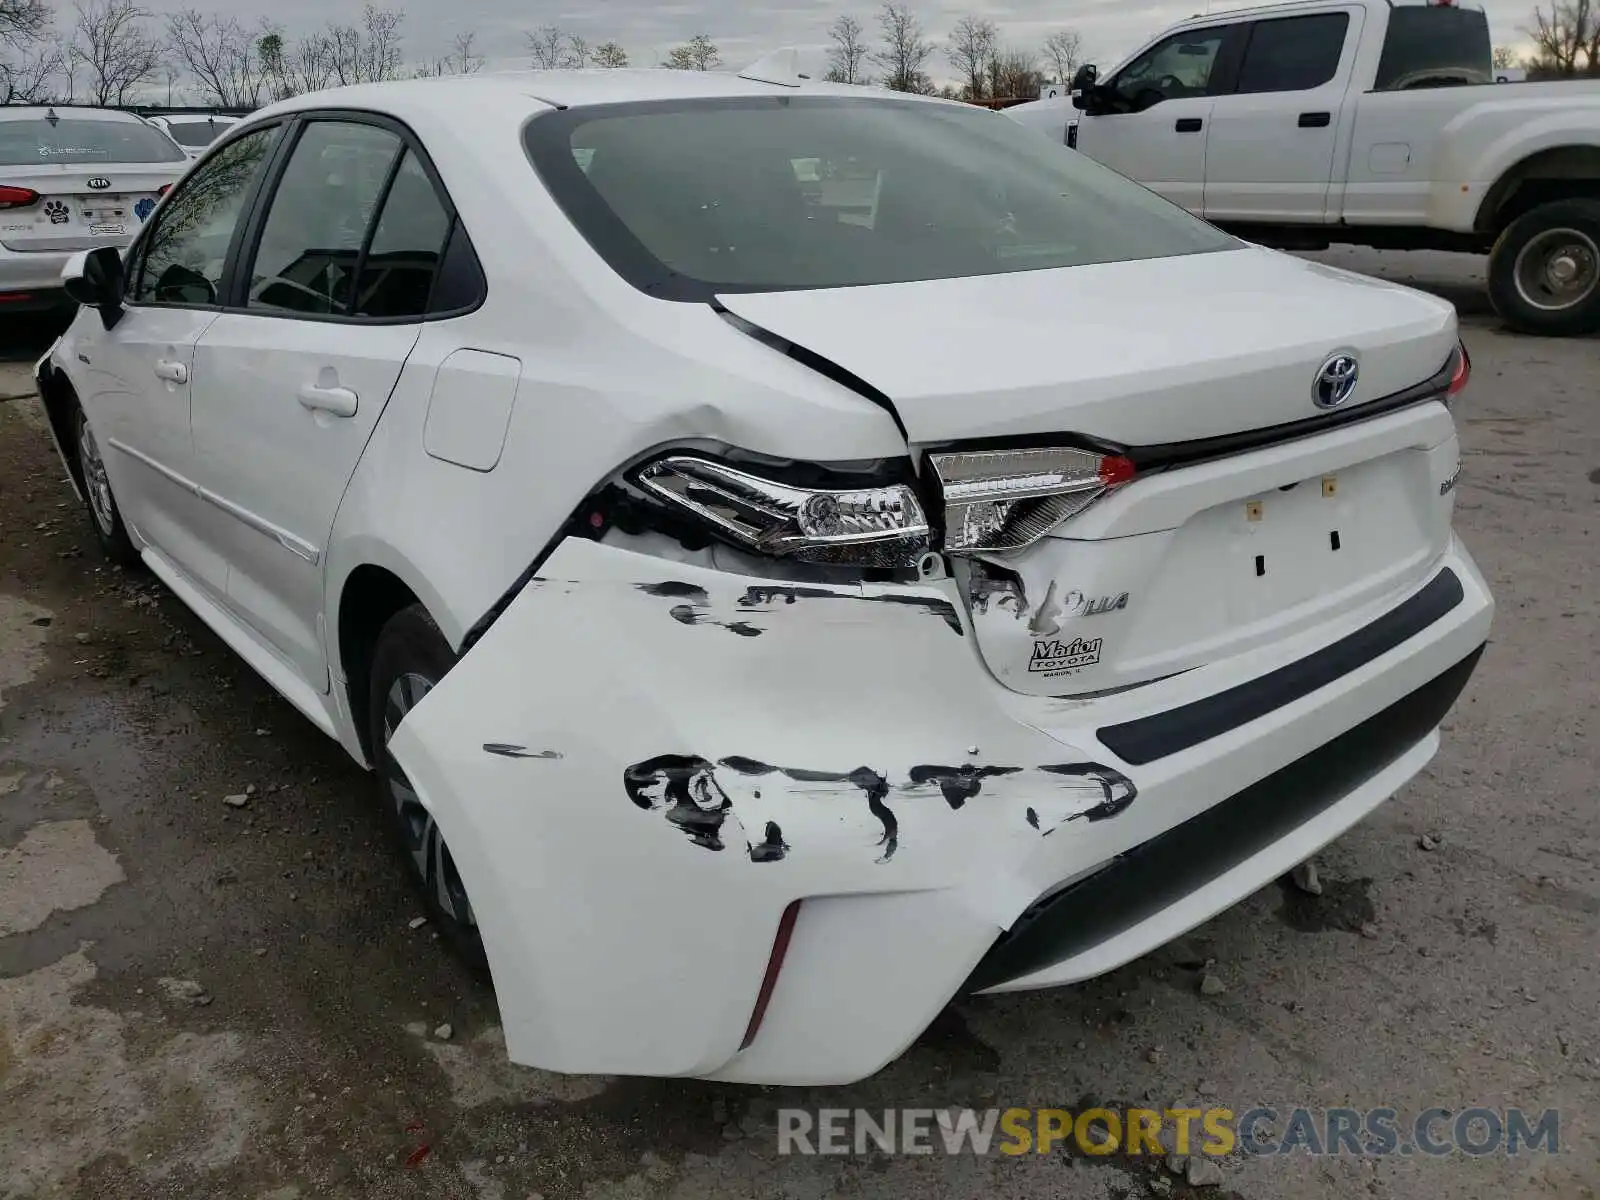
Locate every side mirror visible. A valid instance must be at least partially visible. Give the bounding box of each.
[1070,64,1103,112]
[61,246,125,330]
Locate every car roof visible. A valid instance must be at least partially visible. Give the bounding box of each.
[252,68,953,125]
[156,113,237,123]
[0,105,153,125]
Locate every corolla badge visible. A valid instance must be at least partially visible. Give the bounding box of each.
[1312,353,1360,409]
[86,177,112,190]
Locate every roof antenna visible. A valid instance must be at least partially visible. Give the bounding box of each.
[45,107,60,126]
[739,48,811,88]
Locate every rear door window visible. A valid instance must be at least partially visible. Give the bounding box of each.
[1374,6,1492,89]
[1234,14,1350,94]
[244,120,401,316]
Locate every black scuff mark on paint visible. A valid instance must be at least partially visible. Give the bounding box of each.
[668,603,702,626]
[735,585,964,635]
[718,757,898,861]
[1026,807,1040,830]
[1028,579,1064,637]
[749,821,789,863]
[483,744,563,760]
[861,594,964,635]
[723,620,763,638]
[622,754,735,852]
[635,581,710,601]
[906,764,1023,809]
[1038,762,1138,823]
[656,591,765,637]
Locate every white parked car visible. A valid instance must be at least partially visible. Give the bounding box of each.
[147,113,241,158]
[24,70,1492,1085]
[0,106,186,312]
[1013,0,1600,336]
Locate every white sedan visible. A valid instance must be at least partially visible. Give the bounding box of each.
[0,105,186,311]
[26,69,1492,1085]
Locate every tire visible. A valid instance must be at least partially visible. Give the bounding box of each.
[71,399,141,568]
[1487,198,1600,337]
[367,604,488,971]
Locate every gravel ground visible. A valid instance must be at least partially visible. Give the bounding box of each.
[1,250,1596,1200]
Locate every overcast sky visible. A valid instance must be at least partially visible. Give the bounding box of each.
[135,0,1533,81]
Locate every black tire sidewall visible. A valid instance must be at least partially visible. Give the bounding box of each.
[72,402,140,568]
[1489,199,1600,337]
[367,604,488,971]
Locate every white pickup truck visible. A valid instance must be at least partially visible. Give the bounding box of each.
[1010,0,1600,336]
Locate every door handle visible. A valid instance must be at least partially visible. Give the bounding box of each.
[296,383,359,417]
[1175,117,1204,133]
[1298,111,1332,128]
[153,359,188,384]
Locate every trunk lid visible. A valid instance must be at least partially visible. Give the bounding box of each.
[721,247,1462,701]
[717,246,1456,448]
[0,164,179,254]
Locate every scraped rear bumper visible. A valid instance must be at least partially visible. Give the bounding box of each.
[389,535,1492,1085]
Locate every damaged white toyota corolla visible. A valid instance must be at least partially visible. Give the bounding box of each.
[29,69,1493,1085]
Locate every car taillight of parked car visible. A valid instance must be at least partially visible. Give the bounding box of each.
[0,185,41,209]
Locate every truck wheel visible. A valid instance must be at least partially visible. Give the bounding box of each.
[1488,199,1600,337]
[368,604,488,971]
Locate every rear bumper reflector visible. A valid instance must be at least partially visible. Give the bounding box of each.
[1098,568,1464,766]
[740,900,802,1050]
[966,645,1484,993]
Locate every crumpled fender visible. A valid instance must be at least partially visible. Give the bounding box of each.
[388,536,1132,1079]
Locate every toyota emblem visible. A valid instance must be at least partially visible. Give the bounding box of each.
[86,176,112,190]
[1312,354,1360,409]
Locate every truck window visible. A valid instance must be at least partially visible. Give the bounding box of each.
[1111,29,1229,111]
[1234,13,1350,94]
[1374,6,1492,90]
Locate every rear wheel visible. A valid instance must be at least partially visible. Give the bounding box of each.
[72,400,140,568]
[368,604,487,970]
[1488,198,1600,337]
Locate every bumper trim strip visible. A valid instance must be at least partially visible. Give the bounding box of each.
[1098,568,1464,766]
[965,645,1484,993]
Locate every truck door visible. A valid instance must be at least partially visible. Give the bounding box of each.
[1202,8,1364,223]
[1072,25,1234,215]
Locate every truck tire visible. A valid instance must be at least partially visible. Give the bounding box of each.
[1488,198,1600,337]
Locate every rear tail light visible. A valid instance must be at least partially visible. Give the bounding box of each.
[1446,341,1471,398]
[635,455,930,568]
[929,447,1137,554]
[0,185,40,210]
[0,291,36,303]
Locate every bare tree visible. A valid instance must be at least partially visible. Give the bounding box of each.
[591,39,628,68]
[527,24,569,69]
[325,5,403,85]
[272,33,333,95]
[566,34,591,68]
[70,0,162,105]
[1523,0,1596,74]
[1491,44,1517,69]
[824,14,869,84]
[166,10,268,107]
[988,45,1042,100]
[1041,28,1083,84]
[872,2,934,92]
[947,15,996,100]
[2,0,66,102]
[416,30,484,77]
[663,32,720,70]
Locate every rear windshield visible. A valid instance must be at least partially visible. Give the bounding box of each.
[165,121,228,148]
[1375,7,1492,90]
[524,97,1234,300]
[0,117,189,166]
